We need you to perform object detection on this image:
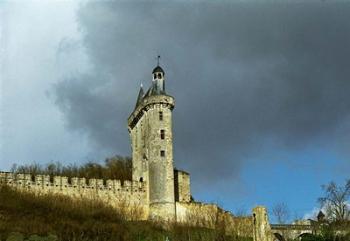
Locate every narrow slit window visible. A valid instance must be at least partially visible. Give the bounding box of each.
[160,129,165,139]
[159,111,163,121]
[160,150,165,157]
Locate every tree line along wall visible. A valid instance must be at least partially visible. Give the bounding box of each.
[0,172,148,218]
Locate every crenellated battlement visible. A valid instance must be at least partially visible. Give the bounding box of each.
[0,172,146,194]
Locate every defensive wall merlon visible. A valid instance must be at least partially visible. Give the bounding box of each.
[0,172,146,193]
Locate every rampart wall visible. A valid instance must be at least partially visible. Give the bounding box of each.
[174,170,191,202]
[0,172,258,238]
[0,172,148,219]
[176,202,253,237]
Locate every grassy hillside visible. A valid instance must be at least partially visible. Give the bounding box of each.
[0,185,251,241]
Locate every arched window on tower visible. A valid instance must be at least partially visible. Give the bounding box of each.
[158,73,162,79]
[153,73,157,79]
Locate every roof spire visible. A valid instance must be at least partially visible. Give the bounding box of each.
[135,83,145,109]
[157,55,160,66]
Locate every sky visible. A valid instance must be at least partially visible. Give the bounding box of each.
[1,0,350,223]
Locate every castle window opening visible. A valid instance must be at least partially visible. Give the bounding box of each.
[158,73,162,78]
[160,129,165,139]
[159,111,163,121]
[160,150,165,157]
[153,73,157,79]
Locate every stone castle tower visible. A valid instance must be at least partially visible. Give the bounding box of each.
[127,64,176,220]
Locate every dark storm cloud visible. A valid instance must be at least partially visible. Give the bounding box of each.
[53,1,350,185]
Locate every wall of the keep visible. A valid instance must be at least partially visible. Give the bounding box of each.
[145,99,175,203]
[130,114,149,184]
[129,94,176,220]
[0,172,148,220]
[147,101,176,219]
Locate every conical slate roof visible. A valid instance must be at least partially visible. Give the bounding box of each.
[134,64,167,109]
[135,85,144,109]
[152,66,164,74]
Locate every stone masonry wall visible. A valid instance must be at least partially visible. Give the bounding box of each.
[174,170,191,202]
[0,172,148,219]
[252,206,273,241]
[176,202,253,237]
[0,171,259,237]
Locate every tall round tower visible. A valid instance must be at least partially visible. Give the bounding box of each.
[128,63,176,221]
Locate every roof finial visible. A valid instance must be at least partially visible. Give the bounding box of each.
[157,55,160,66]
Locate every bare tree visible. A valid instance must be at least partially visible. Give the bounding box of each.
[272,202,289,224]
[318,179,350,222]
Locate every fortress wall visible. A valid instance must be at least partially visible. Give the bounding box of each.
[176,202,219,227]
[228,216,254,237]
[176,202,253,237]
[252,206,273,241]
[0,172,148,219]
[174,170,190,202]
